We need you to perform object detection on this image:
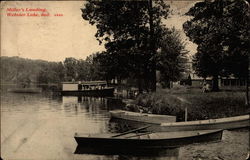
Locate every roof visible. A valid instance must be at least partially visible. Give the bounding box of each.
[62,81,107,85]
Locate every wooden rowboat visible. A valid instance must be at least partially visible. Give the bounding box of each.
[7,88,42,93]
[158,115,250,132]
[74,129,223,149]
[110,110,176,124]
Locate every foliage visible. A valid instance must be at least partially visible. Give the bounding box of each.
[0,56,53,84]
[156,28,189,88]
[0,56,108,85]
[63,57,78,81]
[76,59,90,81]
[81,0,171,92]
[183,0,250,91]
[86,53,106,81]
[37,62,65,84]
[134,89,248,121]
[82,1,169,44]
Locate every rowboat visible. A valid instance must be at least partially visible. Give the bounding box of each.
[74,129,223,149]
[7,88,42,93]
[61,81,114,97]
[158,115,250,131]
[110,110,176,124]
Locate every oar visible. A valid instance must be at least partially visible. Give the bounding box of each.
[111,125,151,138]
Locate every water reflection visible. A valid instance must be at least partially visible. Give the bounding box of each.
[75,146,179,158]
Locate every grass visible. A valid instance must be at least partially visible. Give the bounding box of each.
[132,86,249,121]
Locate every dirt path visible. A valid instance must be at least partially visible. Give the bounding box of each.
[179,129,249,160]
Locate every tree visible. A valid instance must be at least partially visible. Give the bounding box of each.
[91,52,114,81]
[55,62,66,81]
[183,0,250,92]
[81,0,170,92]
[0,56,67,85]
[37,62,65,84]
[63,57,78,81]
[86,53,106,81]
[156,28,188,88]
[77,59,90,81]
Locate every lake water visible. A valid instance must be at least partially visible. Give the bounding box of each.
[1,88,249,160]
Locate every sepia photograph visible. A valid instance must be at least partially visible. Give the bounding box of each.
[1,0,249,159]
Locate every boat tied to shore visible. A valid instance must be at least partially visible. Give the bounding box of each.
[158,114,250,131]
[61,81,114,96]
[110,110,176,124]
[7,87,42,93]
[110,110,249,131]
[74,129,223,149]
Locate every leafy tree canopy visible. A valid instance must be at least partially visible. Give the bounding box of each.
[82,0,188,90]
[183,0,250,90]
[156,28,189,88]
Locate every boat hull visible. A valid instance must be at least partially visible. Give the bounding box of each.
[61,88,114,97]
[110,110,176,124]
[7,88,42,93]
[74,130,223,149]
[157,115,250,132]
[112,114,250,132]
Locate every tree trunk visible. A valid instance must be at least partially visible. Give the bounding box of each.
[246,56,249,106]
[246,78,249,106]
[167,81,171,88]
[117,77,122,85]
[164,79,171,89]
[211,75,219,91]
[138,77,143,94]
[149,69,156,91]
[148,0,156,92]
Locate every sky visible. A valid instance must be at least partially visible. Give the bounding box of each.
[1,1,197,62]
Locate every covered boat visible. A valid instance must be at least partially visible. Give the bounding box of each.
[74,129,223,149]
[110,110,176,124]
[61,81,114,96]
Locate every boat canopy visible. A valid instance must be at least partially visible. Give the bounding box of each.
[62,81,107,86]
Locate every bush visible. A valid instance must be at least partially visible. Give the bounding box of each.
[133,90,248,121]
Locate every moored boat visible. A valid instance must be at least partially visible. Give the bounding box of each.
[110,110,176,124]
[74,129,223,149]
[158,114,250,131]
[7,88,42,93]
[61,81,114,96]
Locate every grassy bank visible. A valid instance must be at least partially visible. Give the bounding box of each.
[132,87,249,121]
